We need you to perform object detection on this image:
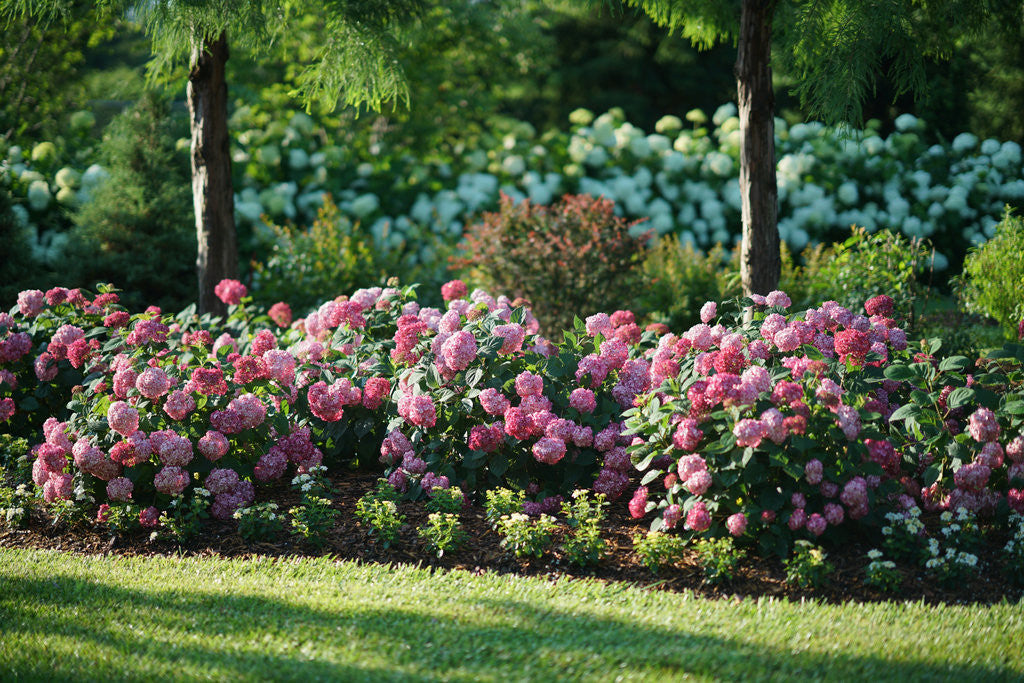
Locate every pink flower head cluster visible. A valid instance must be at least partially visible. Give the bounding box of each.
[0,329,32,364]
[308,379,360,422]
[440,330,478,372]
[628,486,648,518]
[362,377,391,410]
[685,501,711,532]
[150,429,194,467]
[967,407,1000,443]
[399,392,437,429]
[264,350,296,386]
[136,366,171,399]
[268,301,292,328]
[468,423,505,453]
[17,289,46,317]
[205,467,255,519]
[107,401,140,437]
[441,279,468,302]
[493,323,526,355]
[255,426,321,481]
[514,371,544,398]
[214,279,248,306]
[125,318,169,347]
[187,367,228,396]
[392,315,429,365]
[47,324,84,361]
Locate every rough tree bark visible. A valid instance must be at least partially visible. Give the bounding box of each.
[187,31,237,317]
[736,0,780,297]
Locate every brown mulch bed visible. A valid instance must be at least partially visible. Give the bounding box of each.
[2,471,1022,606]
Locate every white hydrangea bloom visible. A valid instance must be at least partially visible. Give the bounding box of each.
[656,115,684,133]
[894,113,919,131]
[712,102,737,126]
[952,133,978,153]
[837,181,859,206]
[27,179,51,211]
[350,193,380,218]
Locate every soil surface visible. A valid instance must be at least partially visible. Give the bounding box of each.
[3,472,1022,606]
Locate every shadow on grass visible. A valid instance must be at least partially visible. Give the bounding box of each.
[0,572,1020,682]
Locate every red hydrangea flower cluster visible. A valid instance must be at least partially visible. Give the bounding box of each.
[214,279,248,306]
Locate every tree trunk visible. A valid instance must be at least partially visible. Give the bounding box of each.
[736,0,780,297]
[187,31,237,317]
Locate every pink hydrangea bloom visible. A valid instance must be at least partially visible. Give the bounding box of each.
[585,313,613,337]
[699,301,717,324]
[205,468,240,495]
[663,504,682,529]
[787,508,807,530]
[154,466,190,496]
[214,279,248,305]
[804,459,824,485]
[0,397,14,422]
[441,279,468,302]
[967,407,1000,443]
[1006,435,1024,463]
[806,513,827,537]
[198,430,230,461]
[503,407,533,440]
[407,395,436,428]
[135,367,171,399]
[532,437,566,465]
[954,461,991,492]
[514,371,544,398]
[264,350,296,386]
[592,467,629,499]
[479,388,511,416]
[823,503,845,526]
[163,390,195,421]
[568,387,596,414]
[107,401,140,437]
[362,377,391,410]
[677,454,707,481]
[139,506,161,528]
[42,473,73,503]
[441,330,478,371]
[106,476,134,502]
[625,487,648,519]
[734,418,767,448]
[308,381,346,422]
[773,327,801,352]
[765,290,791,308]
[685,469,712,496]
[17,290,45,317]
[726,512,748,536]
[268,301,292,327]
[685,501,711,532]
[493,324,526,355]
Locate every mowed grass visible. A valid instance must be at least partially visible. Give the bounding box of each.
[1,548,1023,682]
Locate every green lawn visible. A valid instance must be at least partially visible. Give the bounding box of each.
[1,548,1022,681]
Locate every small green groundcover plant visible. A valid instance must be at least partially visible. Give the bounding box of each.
[418,512,467,557]
[693,536,746,585]
[863,549,902,593]
[485,488,525,529]
[1003,513,1024,586]
[0,483,33,528]
[560,489,607,567]
[355,482,406,547]
[784,541,834,589]
[289,496,339,549]
[497,513,559,559]
[234,502,285,542]
[633,531,687,574]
